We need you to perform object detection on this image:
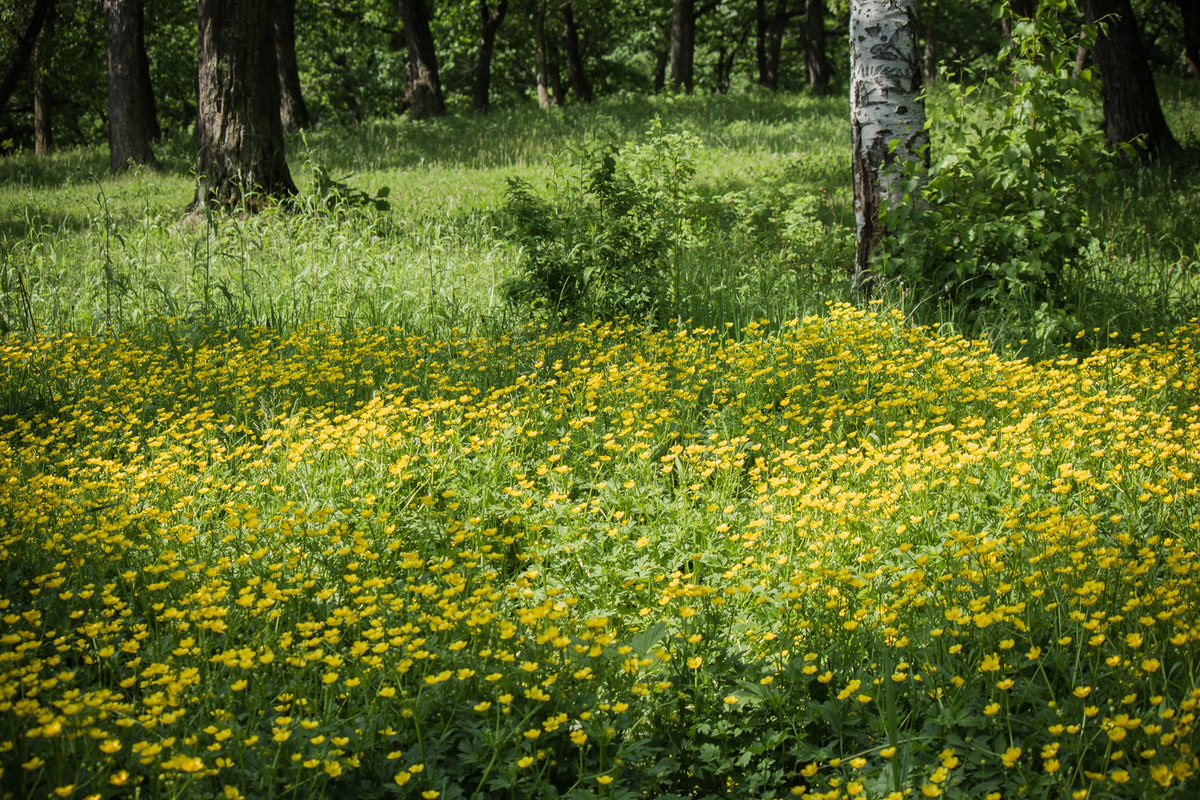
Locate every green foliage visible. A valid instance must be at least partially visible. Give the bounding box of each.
[878,1,1108,316]
[500,121,702,324]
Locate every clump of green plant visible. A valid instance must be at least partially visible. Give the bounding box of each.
[879,1,1108,315]
[500,121,703,324]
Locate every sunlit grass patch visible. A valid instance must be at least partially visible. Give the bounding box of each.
[2,303,1199,798]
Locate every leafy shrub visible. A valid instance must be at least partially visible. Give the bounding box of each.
[878,1,1109,311]
[501,121,703,324]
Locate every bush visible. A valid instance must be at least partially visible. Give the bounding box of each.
[879,1,1109,312]
[500,121,703,324]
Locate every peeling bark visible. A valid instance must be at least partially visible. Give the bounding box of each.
[850,0,928,286]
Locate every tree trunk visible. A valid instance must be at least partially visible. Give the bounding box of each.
[1081,0,1179,156]
[805,0,830,90]
[192,0,295,210]
[473,0,508,111]
[105,0,159,171]
[134,0,160,141]
[274,0,309,130]
[1180,0,1199,79]
[0,0,53,113]
[764,0,787,91]
[669,0,696,92]
[922,0,938,82]
[32,0,53,156]
[850,0,928,287]
[560,1,593,103]
[755,0,768,85]
[533,0,559,107]
[399,0,446,120]
[653,46,669,92]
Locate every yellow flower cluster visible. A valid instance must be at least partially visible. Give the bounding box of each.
[1,304,1198,797]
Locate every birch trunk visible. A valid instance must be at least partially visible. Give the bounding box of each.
[850,0,928,286]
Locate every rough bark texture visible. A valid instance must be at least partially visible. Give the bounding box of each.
[472,0,508,111]
[0,0,53,113]
[850,0,928,286]
[1081,0,1178,156]
[33,1,53,156]
[105,0,159,171]
[1181,0,1199,79]
[193,0,295,209]
[273,0,309,130]
[399,0,446,120]
[806,0,830,90]
[669,0,696,92]
[561,1,593,103]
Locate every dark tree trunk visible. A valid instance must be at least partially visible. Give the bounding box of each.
[0,0,53,113]
[755,0,767,85]
[1081,0,1179,156]
[274,0,309,129]
[399,0,446,120]
[473,0,508,111]
[560,1,592,103]
[669,0,696,92]
[105,0,159,171]
[32,1,53,155]
[533,0,560,107]
[1180,0,1199,78]
[134,0,160,140]
[192,0,295,210]
[805,0,830,90]
[923,0,938,82]
[762,0,787,91]
[653,46,669,92]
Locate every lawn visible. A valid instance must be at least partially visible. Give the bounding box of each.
[2,90,1200,799]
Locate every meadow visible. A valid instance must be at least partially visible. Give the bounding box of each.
[2,89,1200,799]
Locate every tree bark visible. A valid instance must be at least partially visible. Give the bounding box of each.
[473,0,508,111]
[0,0,53,113]
[669,0,696,92]
[850,0,928,287]
[105,0,159,171]
[806,0,830,90]
[560,1,593,103]
[533,0,560,107]
[399,0,446,120]
[1001,0,1036,41]
[1179,0,1199,79]
[134,0,160,141]
[922,0,937,82]
[1081,0,1179,156]
[32,0,53,156]
[755,0,767,85]
[274,0,309,130]
[192,0,295,210]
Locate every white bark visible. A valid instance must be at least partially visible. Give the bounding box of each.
[850,0,928,284]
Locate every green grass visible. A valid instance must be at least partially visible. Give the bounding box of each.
[2,89,1200,799]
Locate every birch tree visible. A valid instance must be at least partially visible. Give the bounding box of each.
[850,0,928,286]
